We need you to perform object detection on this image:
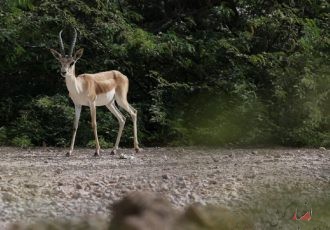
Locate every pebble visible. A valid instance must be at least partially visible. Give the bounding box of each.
[57,182,64,186]
[25,184,38,189]
[90,182,102,186]
[72,192,81,199]
[209,180,217,185]
[162,174,169,180]
[49,211,57,217]
[76,184,83,190]
[2,192,18,202]
[160,183,169,191]
[16,207,25,213]
[1,186,15,192]
[119,154,128,159]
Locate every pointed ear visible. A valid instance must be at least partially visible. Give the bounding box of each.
[74,48,84,61]
[50,49,62,60]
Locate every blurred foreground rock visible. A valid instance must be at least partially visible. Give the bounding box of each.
[109,191,177,230]
[10,191,253,230]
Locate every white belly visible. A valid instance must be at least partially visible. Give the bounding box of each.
[70,90,115,106]
[95,90,116,106]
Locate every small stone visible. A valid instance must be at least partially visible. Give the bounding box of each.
[25,183,38,189]
[16,207,25,213]
[49,211,57,217]
[108,179,117,184]
[211,157,219,162]
[76,184,83,189]
[91,181,102,186]
[126,185,134,190]
[2,192,18,202]
[319,147,326,151]
[207,173,214,178]
[162,174,169,180]
[72,192,81,199]
[57,182,64,186]
[1,186,14,192]
[119,154,128,159]
[236,177,243,182]
[209,180,217,185]
[85,184,91,190]
[160,183,169,191]
[189,193,201,202]
[119,176,127,180]
[251,151,258,155]
[247,173,256,179]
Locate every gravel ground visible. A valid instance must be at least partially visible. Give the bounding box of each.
[0,147,329,229]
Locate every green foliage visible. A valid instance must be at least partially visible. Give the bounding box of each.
[0,0,329,147]
[8,95,74,146]
[11,135,33,148]
[0,127,7,145]
[87,136,113,149]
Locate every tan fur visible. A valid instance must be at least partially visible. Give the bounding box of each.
[78,71,128,101]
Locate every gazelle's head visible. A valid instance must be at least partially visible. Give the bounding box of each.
[50,29,84,78]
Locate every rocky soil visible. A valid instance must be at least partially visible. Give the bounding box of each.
[0,147,329,229]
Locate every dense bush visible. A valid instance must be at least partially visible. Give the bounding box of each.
[0,0,329,147]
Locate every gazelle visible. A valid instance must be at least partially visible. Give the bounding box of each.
[50,29,140,156]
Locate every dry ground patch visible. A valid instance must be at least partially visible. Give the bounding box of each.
[0,147,329,229]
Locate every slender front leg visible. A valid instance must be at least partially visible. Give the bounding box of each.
[90,101,100,156]
[67,104,82,157]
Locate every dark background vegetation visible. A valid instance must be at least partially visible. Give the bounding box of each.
[0,0,329,148]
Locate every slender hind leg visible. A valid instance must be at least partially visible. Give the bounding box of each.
[106,101,126,155]
[67,104,81,157]
[115,96,140,153]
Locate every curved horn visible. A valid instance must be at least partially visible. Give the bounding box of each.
[69,28,77,57]
[58,30,65,55]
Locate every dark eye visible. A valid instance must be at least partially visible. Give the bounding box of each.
[70,62,74,67]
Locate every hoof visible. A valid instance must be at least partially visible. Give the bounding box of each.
[110,149,117,155]
[135,147,142,153]
[94,152,100,157]
[66,152,71,157]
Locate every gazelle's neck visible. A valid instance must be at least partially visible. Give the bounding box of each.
[65,67,81,94]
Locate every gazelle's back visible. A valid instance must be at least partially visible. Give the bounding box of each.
[74,70,128,106]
